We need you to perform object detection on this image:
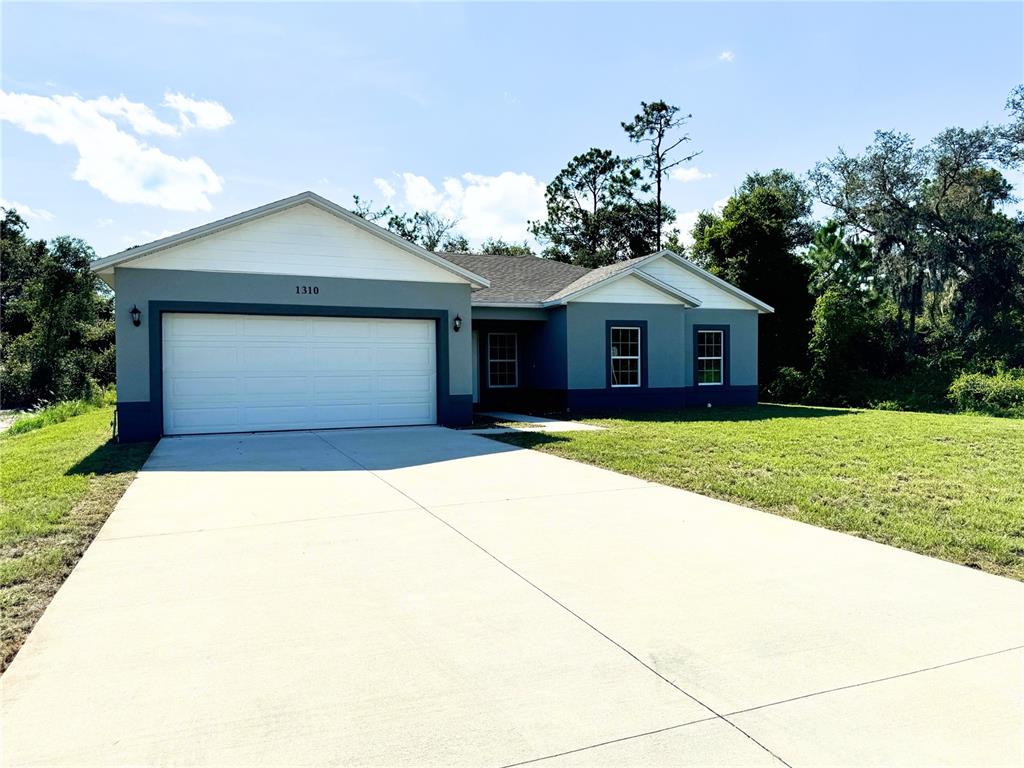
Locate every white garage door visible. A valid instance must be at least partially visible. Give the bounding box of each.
[162,313,436,435]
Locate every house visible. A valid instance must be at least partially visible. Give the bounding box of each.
[92,191,773,442]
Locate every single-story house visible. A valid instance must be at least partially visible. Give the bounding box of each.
[92,191,773,442]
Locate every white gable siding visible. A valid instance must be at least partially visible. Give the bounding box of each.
[122,203,464,284]
[572,274,681,304]
[639,257,753,310]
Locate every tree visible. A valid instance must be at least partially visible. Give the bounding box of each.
[805,220,875,296]
[529,148,665,266]
[622,100,700,248]
[478,238,534,257]
[351,195,466,252]
[1,209,113,407]
[690,170,816,386]
[809,92,1024,365]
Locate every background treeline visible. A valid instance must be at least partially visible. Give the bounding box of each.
[3,89,1022,416]
[0,212,114,409]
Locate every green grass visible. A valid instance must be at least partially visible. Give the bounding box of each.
[0,406,154,671]
[492,405,1024,581]
[7,388,116,436]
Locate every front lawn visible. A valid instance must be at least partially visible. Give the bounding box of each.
[0,407,154,671]
[492,405,1024,580]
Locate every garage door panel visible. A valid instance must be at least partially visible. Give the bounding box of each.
[377,401,435,421]
[313,375,375,397]
[165,314,242,338]
[170,407,241,431]
[171,377,240,397]
[374,346,434,370]
[242,316,310,337]
[239,405,313,427]
[312,317,373,337]
[243,346,313,371]
[163,313,436,435]
[314,347,374,370]
[374,319,434,340]
[314,403,377,424]
[243,376,310,396]
[378,375,434,394]
[167,345,241,372]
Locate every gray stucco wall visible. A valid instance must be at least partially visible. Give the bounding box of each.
[114,267,473,404]
[684,308,759,387]
[565,303,759,390]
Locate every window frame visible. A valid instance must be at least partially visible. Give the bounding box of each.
[486,331,518,388]
[693,326,729,387]
[608,324,644,389]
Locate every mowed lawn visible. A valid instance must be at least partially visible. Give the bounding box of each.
[494,405,1024,581]
[0,407,154,670]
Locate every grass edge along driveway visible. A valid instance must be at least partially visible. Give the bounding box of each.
[0,406,154,671]
[492,405,1024,581]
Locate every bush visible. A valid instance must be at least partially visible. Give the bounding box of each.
[7,386,112,436]
[948,368,1024,417]
[764,367,808,404]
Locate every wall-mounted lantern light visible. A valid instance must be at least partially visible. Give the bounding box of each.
[453,314,463,333]
[129,304,142,327]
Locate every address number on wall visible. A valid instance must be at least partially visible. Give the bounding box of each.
[295,285,320,295]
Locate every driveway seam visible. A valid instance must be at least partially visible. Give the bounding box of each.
[724,643,1024,718]
[312,432,795,768]
[496,716,720,767]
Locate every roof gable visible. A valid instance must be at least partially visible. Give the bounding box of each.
[571,272,689,305]
[91,192,488,288]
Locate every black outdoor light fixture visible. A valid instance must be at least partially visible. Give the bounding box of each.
[129,304,142,327]
[453,314,463,333]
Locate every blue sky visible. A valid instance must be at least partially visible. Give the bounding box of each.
[2,2,1021,257]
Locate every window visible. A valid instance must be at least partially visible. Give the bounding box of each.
[696,329,724,385]
[610,326,641,387]
[487,333,518,387]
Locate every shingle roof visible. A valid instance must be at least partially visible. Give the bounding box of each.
[439,253,593,304]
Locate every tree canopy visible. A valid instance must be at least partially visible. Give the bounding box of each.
[1,209,114,407]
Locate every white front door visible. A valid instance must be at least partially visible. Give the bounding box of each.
[161,313,436,435]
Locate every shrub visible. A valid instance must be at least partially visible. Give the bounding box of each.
[948,368,1024,418]
[764,366,808,404]
[7,386,113,436]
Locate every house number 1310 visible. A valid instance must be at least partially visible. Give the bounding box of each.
[296,285,319,295]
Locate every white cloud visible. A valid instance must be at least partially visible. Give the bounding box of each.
[96,218,115,228]
[373,177,396,200]
[0,90,228,211]
[671,166,714,183]
[162,92,234,131]
[92,95,180,136]
[719,50,735,62]
[395,171,546,243]
[0,197,55,222]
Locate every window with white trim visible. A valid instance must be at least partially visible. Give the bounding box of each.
[487,332,518,388]
[610,326,641,387]
[696,330,724,385]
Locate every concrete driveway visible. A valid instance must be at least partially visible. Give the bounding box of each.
[2,427,1022,767]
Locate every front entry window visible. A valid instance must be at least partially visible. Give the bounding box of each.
[487,332,518,387]
[696,329,724,385]
[610,326,641,387]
